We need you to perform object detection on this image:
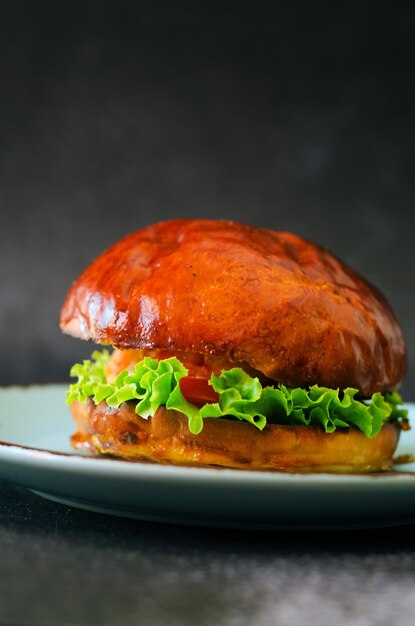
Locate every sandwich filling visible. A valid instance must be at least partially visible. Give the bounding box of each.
[66,349,408,438]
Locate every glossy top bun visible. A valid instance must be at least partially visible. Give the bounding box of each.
[60,219,406,395]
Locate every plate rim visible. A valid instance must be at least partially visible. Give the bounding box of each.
[0,384,414,486]
[1,385,415,528]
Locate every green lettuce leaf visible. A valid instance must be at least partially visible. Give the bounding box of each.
[66,350,409,437]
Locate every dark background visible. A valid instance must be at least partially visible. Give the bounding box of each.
[1,1,414,398]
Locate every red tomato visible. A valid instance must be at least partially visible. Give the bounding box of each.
[179,376,220,406]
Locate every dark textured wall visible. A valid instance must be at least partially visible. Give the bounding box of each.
[1,2,414,398]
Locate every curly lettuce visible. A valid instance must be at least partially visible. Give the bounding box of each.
[66,350,408,437]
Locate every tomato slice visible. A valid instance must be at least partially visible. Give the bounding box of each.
[179,376,220,406]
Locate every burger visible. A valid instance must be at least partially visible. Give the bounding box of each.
[60,219,408,472]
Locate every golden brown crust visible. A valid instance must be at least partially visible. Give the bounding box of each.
[70,399,401,473]
[60,219,406,394]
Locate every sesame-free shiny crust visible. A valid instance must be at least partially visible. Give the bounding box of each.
[60,219,406,394]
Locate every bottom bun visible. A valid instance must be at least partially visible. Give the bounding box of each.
[70,399,401,473]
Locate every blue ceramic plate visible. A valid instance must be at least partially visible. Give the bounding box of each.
[0,385,414,530]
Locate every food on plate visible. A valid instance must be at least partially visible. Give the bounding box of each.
[61,219,408,472]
